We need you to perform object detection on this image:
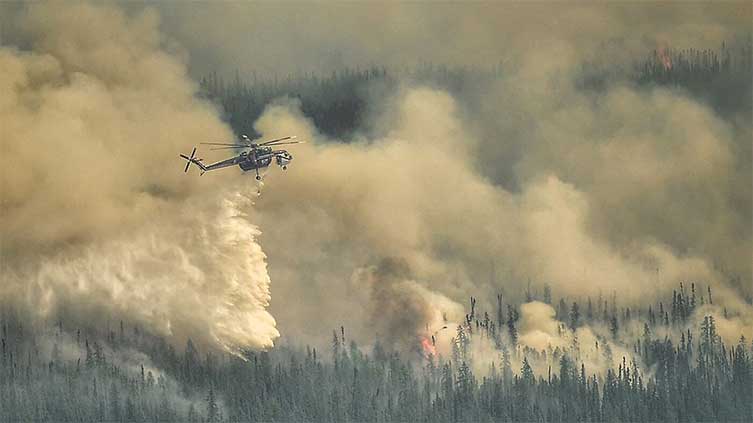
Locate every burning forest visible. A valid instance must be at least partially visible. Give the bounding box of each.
[0,1,751,422]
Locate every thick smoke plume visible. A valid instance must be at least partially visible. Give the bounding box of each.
[2,1,750,366]
[208,1,749,355]
[0,3,278,352]
[251,82,750,353]
[516,301,633,375]
[351,258,464,354]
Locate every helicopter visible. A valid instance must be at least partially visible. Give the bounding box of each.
[180,135,303,180]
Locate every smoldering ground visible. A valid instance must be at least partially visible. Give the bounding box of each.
[1,1,751,368]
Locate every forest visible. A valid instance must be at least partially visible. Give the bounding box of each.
[199,42,752,140]
[1,43,751,423]
[1,282,751,422]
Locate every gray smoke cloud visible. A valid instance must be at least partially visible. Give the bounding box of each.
[0,2,278,353]
[251,84,751,352]
[197,1,750,353]
[350,258,465,354]
[150,2,749,77]
[1,1,750,361]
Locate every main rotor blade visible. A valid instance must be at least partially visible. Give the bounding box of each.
[257,136,296,146]
[210,146,252,151]
[200,142,251,147]
[262,140,306,146]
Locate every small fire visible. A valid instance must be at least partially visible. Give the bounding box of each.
[658,46,672,71]
[420,335,437,359]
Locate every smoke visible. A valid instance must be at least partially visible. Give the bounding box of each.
[518,301,567,351]
[214,2,751,354]
[691,304,753,346]
[2,1,750,364]
[516,301,634,376]
[250,84,749,353]
[0,3,278,352]
[476,66,751,295]
[351,258,464,353]
[151,2,749,77]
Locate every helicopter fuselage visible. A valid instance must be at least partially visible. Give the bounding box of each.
[238,147,274,171]
[180,135,298,178]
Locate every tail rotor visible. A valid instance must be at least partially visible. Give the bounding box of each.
[180,147,197,173]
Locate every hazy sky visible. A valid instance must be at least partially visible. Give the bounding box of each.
[147,1,750,77]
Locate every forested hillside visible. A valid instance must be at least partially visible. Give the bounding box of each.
[200,42,751,140]
[1,283,751,422]
[2,42,750,423]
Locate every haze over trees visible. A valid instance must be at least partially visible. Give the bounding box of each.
[1,282,751,422]
[199,41,751,140]
[2,40,751,422]
[2,0,751,420]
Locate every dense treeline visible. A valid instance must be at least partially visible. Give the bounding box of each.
[200,41,751,139]
[199,64,502,140]
[635,41,753,114]
[0,316,206,422]
[1,283,751,422]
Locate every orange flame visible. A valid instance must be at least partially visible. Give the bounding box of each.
[658,46,672,71]
[420,335,437,360]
